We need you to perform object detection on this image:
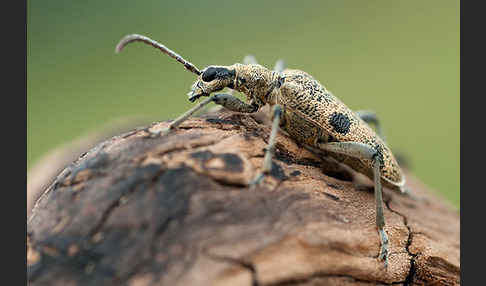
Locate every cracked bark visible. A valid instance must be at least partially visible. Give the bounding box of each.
[27,109,460,286]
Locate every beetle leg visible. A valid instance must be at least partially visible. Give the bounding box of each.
[249,104,283,188]
[148,94,259,137]
[355,110,386,142]
[317,141,389,268]
[148,96,214,137]
[211,93,259,113]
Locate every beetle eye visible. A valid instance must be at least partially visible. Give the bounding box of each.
[202,67,218,82]
[201,67,235,82]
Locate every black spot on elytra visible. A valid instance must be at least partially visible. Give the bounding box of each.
[329,112,351,134]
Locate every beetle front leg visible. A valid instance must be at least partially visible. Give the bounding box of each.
[149,94,258,137]
[317,141,389,268]
[211,93,259,113]
[249,104,283,188]
[148,96,216,137]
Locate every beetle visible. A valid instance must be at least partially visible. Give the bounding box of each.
[115,34,411,268]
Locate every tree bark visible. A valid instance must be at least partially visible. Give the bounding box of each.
[27,117,147,217]
[27,110,460,286]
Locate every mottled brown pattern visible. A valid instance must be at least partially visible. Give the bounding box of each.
[278,69,404,188]
[227,65,405,189]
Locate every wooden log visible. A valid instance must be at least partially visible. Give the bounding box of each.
[27,110,460,286]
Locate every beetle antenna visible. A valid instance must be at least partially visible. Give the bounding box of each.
[115,34,202,75]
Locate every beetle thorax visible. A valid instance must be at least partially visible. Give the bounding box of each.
[232,63,278,106]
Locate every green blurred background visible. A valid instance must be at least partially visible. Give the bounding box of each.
[27,1,459,206]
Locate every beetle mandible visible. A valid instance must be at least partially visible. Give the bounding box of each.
[115,34,412,268]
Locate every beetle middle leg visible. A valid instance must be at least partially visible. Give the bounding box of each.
[317,141,389,268]
[148,93,258,137]
[249,104,283,188]
[247,58,286,177]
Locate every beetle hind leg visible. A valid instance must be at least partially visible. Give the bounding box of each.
[317,141,389,268]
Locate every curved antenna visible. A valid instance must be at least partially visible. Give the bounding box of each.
[115,34,202,76]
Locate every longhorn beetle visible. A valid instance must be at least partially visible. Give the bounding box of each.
[115,34,412,268]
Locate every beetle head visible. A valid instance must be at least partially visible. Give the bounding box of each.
[187,66,236,102]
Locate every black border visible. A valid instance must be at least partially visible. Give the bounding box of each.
[2,0,27,284]
[461,0,480,284]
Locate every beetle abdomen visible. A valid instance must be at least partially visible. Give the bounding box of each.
[278,69,404,187]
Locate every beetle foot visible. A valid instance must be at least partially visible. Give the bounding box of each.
[378,228,389,269]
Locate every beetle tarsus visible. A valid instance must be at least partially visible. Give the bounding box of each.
[379,228,389,268]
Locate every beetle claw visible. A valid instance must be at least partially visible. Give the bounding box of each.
[378,228,389,269]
